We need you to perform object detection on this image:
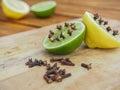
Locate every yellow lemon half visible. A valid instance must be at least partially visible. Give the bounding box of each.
[2,0,30,19]
[82,12,120,48]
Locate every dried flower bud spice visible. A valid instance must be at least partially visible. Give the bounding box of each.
[65,22,69,27]
[58,69,66,75]
[93,13,99,20]
[60,32,65,39]
[61,73,71,79]
[57,25,62,30]
[48,34,52,38]
[113,30,119,36]
[49,30,54,35]
[71,24,76,30]
[99,18,104,25]
[67,29,73,36]
[44,74,53,84]
[50,58,64,62]
[55,74,62,82]
[81,63,92,70]
[49,37,55,42]
[103,21,108,25]
[106,26,112,32]
[60,58,75,66]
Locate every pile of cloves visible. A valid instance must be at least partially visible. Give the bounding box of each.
[48,22,77,42]
[50,57,75,66]
[93,13,119,36]
[44,63,71,83]
[25,58,72,84]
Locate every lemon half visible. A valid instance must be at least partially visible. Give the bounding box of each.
[82,12,120,48]
[2,0,30,19]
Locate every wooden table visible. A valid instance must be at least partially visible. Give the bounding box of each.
[0,0,120,37]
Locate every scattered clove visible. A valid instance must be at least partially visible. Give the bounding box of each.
[60,58,75,66]
[106,26,112,32]
[93,13,99,20]
[25,59,44,68]
[25,58,72,84]
[44,74,53,84]
[103,21,108,25]
[81,63,92,70]
[57,25,62,30]
[65,22,69,27]
[60,32,65,39]
[67,29,73,36]
[61,73,71,79]
[113,30,119,36]
[50,57,64,62]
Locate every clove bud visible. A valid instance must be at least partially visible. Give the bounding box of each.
[67,29,73,36]
[60,32,65,39]
[57,25,62,30]
[93,13,99,20]
[81,63,92,70]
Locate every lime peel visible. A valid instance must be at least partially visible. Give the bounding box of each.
[43,21,86,54]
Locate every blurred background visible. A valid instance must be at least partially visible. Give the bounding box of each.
[0,0,120,37]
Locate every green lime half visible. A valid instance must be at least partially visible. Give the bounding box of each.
[31,1,56,17]
[43,21,86,54]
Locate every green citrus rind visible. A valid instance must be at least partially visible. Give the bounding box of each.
[43,21,86,54]
[31,1,56,17]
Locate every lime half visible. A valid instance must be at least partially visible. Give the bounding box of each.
[43,21,86,54]
[31,1,56,17]
[82,11,120,48]
[2,0,30,19]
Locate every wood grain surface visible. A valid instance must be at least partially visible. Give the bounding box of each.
[0,18,120,90]
[0,0,120,36]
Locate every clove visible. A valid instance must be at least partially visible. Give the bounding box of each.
[113,30,119,36]
[61,73,71,79]
[67,29,73,36]
[49,30,54,35]
[65,22,69,27]
[103,21,108,25]
[50,57,64,62]
[99,18,104,24]
[49,37,55,42]
[106,26,112,32]
[60,58,75,66]
[71,24,76,30]
[60,32,65,39]
[93,13,99,20]
[48,34,52,38]
[57,25,62,30]
[44,74,53,84]
[81,63,92,70]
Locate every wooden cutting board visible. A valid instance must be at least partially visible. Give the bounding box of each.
[0,18,120,90]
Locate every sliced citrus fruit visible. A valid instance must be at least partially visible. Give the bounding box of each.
[82,11,120,48]
[2,0,30,19]
[43,21,86,54]
[31,1,56,18]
